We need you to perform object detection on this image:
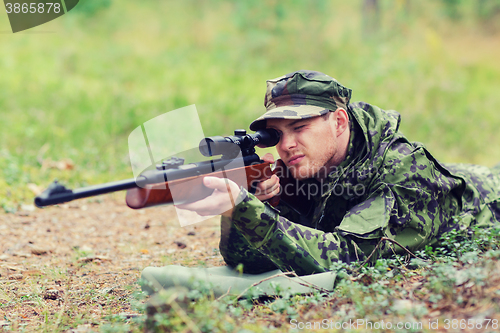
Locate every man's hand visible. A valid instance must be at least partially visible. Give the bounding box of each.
[175,153,280,218]
[175,176,240,218]
[254,153,281,201]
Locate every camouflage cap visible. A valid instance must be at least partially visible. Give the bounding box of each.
[249,70,352,131]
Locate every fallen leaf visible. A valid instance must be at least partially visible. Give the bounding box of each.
[99,287,115,295]
[429,310,441,317]
[56,158,75,170]
[23,270,43,276]
[174,241,187,249]
[77,256,111,263]
[1,264,24,271]
[30,247,49,256]
[27,183,43,196]
[41,158,75,171]
[43,289,63,300]
[20,204,36,212]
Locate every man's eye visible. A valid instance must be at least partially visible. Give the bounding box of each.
[294,125,305,131]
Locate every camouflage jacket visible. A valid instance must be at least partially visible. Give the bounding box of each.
[220,102,500,275]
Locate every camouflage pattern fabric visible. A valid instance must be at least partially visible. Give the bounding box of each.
[250,70,352,131]
[222,102,500,276]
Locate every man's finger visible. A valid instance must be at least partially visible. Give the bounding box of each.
[262,153,275,164]
[256,174,279,193]
[203,176,241,203]
[255,174,280,200]
[203,176,231,192]
[176,177,239,216]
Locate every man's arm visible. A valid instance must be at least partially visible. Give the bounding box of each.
[175,168,391,275]
[228,189,390,275]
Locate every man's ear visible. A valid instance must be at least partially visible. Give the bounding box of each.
[334,108,349,136]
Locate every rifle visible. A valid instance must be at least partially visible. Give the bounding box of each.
[34,129,282,209]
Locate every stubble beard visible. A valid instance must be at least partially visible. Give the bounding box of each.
[289,158,333,181]
[288,144,338,181]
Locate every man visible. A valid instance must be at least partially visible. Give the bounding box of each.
[178,70,500,276]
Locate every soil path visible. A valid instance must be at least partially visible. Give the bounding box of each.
[0,196,223,330]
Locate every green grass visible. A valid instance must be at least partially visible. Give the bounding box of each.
[100,225,500,333]
[1,1,500,331]
[1,0,500,208]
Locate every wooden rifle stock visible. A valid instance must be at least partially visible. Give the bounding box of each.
[126,162,278,209]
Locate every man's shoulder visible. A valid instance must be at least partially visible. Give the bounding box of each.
[348,101,401,122]
[347,101,403,150]
[348,101,372,111]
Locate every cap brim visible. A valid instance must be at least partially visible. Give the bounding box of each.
[249,105,330,131]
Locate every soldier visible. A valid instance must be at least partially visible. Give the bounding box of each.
[175,70,500,276]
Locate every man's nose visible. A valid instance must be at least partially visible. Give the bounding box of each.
[279,134,296,151]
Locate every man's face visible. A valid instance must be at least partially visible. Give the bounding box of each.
[266,112,341,180]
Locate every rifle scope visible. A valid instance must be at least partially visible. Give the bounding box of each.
[199,128,280,157]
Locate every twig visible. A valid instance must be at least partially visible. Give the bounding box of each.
[389,248,410,283]
[383,237,420,259]
[286,273,332,294]
[215,286,232,301]
[355,237,386,270]
[354,245,360,262]
[354,237,423,273]
[235,272,294,299]
[234,271,331,300]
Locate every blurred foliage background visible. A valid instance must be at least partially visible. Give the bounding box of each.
[1,0,499,211]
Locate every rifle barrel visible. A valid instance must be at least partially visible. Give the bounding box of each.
[34,178,138,207]
[34,154,263,208]
[72,178,139,199]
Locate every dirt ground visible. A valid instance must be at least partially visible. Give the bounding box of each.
[3,195,500,332]
[0,195,224,331]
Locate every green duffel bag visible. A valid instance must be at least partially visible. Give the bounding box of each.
[141,265,336,298]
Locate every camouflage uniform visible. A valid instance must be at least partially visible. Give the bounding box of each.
[220,70,500,275]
